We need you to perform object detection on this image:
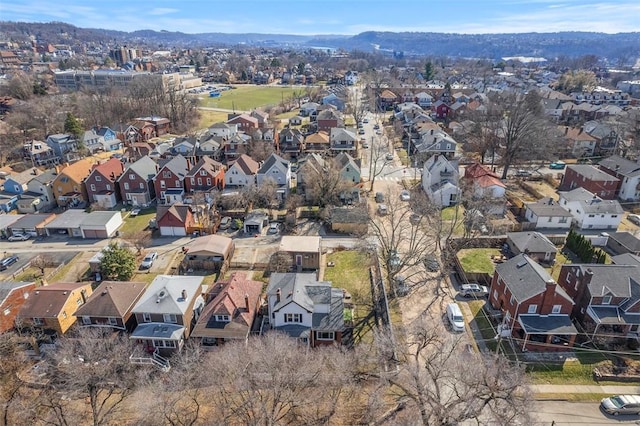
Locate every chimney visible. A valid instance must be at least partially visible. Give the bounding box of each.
[245,293,250,311]
[181,289,187,300]
[32,168,38,175]
[548,197,553,205]
[80,289,87,303]
[564,126,569,135]
[540,279,557,313]
[276,288,281,303]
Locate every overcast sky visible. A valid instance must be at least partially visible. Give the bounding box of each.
[1,0,639,35]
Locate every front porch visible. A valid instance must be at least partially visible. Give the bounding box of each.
[517,314,578,352]
[129,322,185,357]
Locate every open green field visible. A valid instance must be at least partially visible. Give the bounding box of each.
[199,86,301,110]
[198,110,231,128]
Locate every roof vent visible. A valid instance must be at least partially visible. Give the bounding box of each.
[516,259,528,268]
[156,289,167,303]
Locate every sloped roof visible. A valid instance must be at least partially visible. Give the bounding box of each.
[525,199,572,217]
[186,234,234,258]
[186,156,224,178]
[267,273,331,312]
[74,281,146,318]
[18,282,91,318]
[258,153,289,174]
[566,165,619,182]
[157,203,191,225]
[57,158,96,183]
[230,154,259,175]
[89,158,124,182]
[132,275,204,315]
[158,154,189,178]
[599,155,640,178]
[120,156,157,182]
[305,131,330,144]
[507,231,557,254]
[573,264,640,299]
[0,281,35,305]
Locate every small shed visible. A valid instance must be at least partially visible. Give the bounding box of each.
[183,234,236,273]
[244,210,269,234]
[279,236,322,271]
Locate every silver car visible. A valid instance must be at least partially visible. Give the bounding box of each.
[601,395,640,416]
[140,252,158,269]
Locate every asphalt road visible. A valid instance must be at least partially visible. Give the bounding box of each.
[533,400,640,425]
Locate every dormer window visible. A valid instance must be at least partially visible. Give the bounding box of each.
[200,170,207,176]
[216,315,230,322]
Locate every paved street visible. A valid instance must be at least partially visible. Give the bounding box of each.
[532,401,640,425]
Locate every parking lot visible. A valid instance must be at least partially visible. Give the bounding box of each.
[0,251,79,280]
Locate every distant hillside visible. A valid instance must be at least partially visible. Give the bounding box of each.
[1,22,638,62]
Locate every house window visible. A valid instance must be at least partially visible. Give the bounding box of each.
[190,178,195,185]
[206,178,211,185]
[316,331,335,341]
[62,311,67,319]
[163,313,177,323]
[3,308,10,316]
[107,317,118,326]
[528,304,537,314]
[160,181,166,189]
[95,176,102,182]
[216,315,230,322]
[82,316,91,325]
[552,305,562,314]
[200,170,207,176]
[124,182,130,190]
[175,180,180,187]
[603,295,612,305]
[139,183,144,189]
[142,313,152,322]
[284,313,302,323]
[76,297,82,306]
[33,317,44,325]
[588,214,595,218]
[129,174,135,180]
[548,216,552,222]
[90,184,96,191]
[163,171,171,178]
[510,295,515,305]
[559,217,568,223]
[197,178,202,186]
[106,184,111,190]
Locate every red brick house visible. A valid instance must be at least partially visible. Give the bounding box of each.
[153,155,189,205]
[157,203,195,236]
[0,281,37,333]
[489,254,577,351]
[558,164,620,200]
[185,156,225,192]
[434,100,451,120]
[557,264,640,341]
[226,114,259,132]
[84,158,125,209]
[316,109,343,132]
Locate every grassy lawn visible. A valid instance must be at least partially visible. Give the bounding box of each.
[199,86,300,110]
[119,209,156,238]
[441,205,464,221]
[130,272,160,285]
[548,251,569,280]
[198,110,230,128]
[323,250,375,342]
[49,253,83,282]
[457,248,501,274]
[467,300,498,352]
[536,393,610,402]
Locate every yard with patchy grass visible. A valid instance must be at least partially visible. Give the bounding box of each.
[199,86,301,111]
[198,110,231,128]
[457,248,501,274]
[118,209,156,238]
[527,350,614,385]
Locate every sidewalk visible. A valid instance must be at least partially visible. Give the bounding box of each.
[533,384,640,395]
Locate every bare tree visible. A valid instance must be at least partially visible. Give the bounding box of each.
[245,139,274,163]
[373,318,533,425]
[30,254,55,277]
[268,251,294,273]
[124,229,152,255]
[367,137,392,192]
[40,328,144,426]
[299,156,352,207]
[0,333,34,426]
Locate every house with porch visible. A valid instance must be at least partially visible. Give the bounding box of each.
[421,154,460,207]
[329,128,357,155]
[118,155,157,207]
[129,275,205,356]
[153,155,189,205]
[256,153,291,203]
[489,254,577,352]
[45,134,78,161]
[557,264,640,342]
[84,158,125,208]
[304,131,331,153]
[185,156,225,193]
[73,281,147,332]
[191,272,262,348]
[316,109,343,132]
[266,273,345,346]
[17,168,57,213]
[23,140,59,167]
[558,187,623,230]
[226,113,259,133]
[225,154,259,188]
[279,128,305,158]
[463,162,507,216]
[52,158,95,208]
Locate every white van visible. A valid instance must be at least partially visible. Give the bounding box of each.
[446,303,465,332]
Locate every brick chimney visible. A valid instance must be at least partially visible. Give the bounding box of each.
[540,279,557,314]
[245,293,250,311]
[276,288,281,303]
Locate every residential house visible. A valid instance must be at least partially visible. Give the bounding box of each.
[584,120,619,156]
[523,198,573,231]
[506,231,558,266]
[415,92,434,108]
[170,138,197,161]
[134,116,171,138]
[278,128,305,158]
[558,187,623,230]
[153,155,189,205]
[434,100,452,119]
[118,155,157,207]
[83,127,121,153]
[16,282,93,335]
[3,169,32,195]
[559,165,620,200]
[557,264,640,340]
[84,158,125,208]
[157,203,195,237]
[304,131,331,153]
[606,232,640,256]
[256,153,291,202]
[182,234,235,272]
[344,70,358,85]
[191,272,262,347]
[17,168,57,213]
[558,126,597,158]
[129,275,205,355]
[125,142,154,161]
[289,115,303,126]
[225,154,259,188]
[208,122,238,139]
[279,236,322,271]
[322,93,345,111]
[79,211,123,239]
[0,191,18,213]
[489,254,577,351]
[316,109,343,132]
[52,158,95,207]
[226,113,259,132]
[411,128,457,162]
[0,281,37,333]
[335,152,361,202]
[378,89,398,110]
[266,273,344,346]
[421,154,460,207]
[598,155,640,201]
[196,138,222,161]
[463,162,507,216]
[45,134,78,161]
[23,140,59,167]
[73,281,147,331]
[299,102,320,118]
[250,110,269,128]
[221,133,250,162]
[185,156,225,193]
[329,128,357,155]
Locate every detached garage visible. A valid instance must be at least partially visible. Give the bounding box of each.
[44,209,87,237]
[157,204,194,237]
[81,211,123,239]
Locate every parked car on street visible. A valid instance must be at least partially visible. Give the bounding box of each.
[459,283,489,298]
[400,190,411,201]
[140,252,158,269]
[219,216,232,230]
[423,254,439,272]
[130,208,141,217]
[601,395,640,416]
[385,153,394,161]
[8,233,29,242]
[375,192,384,203]
[0,256,19,271]
[377,204,388,215]
[628,214,640,226]
[267,223,280,234]
[549,161,566,170]
[515,169,532,177]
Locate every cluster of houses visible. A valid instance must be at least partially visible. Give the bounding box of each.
[0,234,345,366]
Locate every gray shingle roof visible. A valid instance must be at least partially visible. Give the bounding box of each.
[566,165,619,182]
[507,232,557,254]
[608,232,640,253]
[525,200,572,217]
[599,155,640,178]
[121,156,157,181]
[258,153,288,174]
[132,275,204,315]
[575,264,640,298]
[518,314,577,334]
[267,273,331,313]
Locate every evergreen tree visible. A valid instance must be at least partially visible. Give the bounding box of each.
[99,243,137,281]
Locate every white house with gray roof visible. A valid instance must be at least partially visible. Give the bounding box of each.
[256,153,291,202]
[266,273,344,347]
[598,155,640,201]
[506,231,558,265]
[421,154,460,207]
[523,198,572,231]
[558,187,624,230]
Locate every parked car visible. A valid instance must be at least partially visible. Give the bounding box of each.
[8,233,29,242]
[446,303,465,332]
[628,214,640,226]
[130,208,141,217]
[373,124,380,130]
[601,395,640,416]
[267,223,280,234]
[400,190,411,201]
[394,275,409,296]
[362,118,369,123]
[219,216,232,230]
[140,252,158,269]
[423,254,439,272]
[358,128,365,135]
[375,192,385,203]
[549,161,566,170]
[459,283,489,298]
[385,153,394,161]
[0,256,19,271]
[515,169,532,177]
[377,204,388,215]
